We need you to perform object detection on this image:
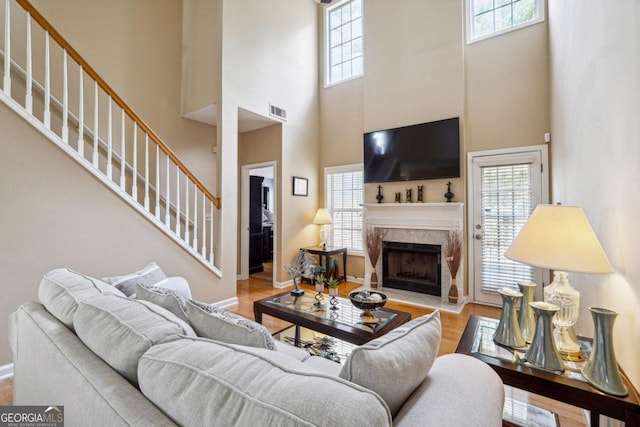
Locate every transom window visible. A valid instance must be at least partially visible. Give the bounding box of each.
[466,0,544,44]
[325,164,363,253]
[325,0,363,86]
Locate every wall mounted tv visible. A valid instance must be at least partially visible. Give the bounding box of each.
[363,117,460,183]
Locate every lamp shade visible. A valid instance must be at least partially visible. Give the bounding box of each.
[312,208,333,225]
[505,204,613,274]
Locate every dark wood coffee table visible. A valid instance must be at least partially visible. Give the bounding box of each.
[254,291,411,346]
[456,315,640,427]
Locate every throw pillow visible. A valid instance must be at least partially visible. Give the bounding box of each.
[186,300,276,350]
[151,276,192,299]
[136,283,188,322]
[102,262,166,297]
[339,310,441,417]
[38,267,126,329]
[73,293,195,386]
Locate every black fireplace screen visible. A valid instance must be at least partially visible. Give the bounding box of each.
[382,241,441,296]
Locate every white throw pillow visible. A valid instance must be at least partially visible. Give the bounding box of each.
[152,276,192,299]
[186,300,276,350]
[339,310,441,417]
[38,267,125,329]
[102,262,166,296]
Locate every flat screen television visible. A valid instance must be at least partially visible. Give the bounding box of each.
[363,117,460,183]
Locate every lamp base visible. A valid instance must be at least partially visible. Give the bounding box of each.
[554,325,582,357]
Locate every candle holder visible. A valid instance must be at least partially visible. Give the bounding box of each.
[524,301,564,372]
[517,281,536,343]
[493,288,526,349]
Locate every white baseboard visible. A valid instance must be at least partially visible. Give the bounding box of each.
[273,279,292,289]
[211,296,239,309]
[0,363,14,381]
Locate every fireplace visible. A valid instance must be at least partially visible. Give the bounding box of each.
[363,203,464,303]
[382,241,442,296]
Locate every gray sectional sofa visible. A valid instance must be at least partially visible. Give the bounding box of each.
[8,267,505,426]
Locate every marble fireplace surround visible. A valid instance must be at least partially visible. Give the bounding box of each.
[363,203,465,310]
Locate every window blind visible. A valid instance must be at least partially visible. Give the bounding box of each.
[480,163,534,293]
[326,168,363,252]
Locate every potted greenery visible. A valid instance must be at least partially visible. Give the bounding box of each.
[327,277,339,296]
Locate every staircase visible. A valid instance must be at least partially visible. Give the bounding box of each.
[0,0,221,274]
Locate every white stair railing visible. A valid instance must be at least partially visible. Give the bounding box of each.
[1,0,221,274]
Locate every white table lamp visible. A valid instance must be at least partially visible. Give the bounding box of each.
[505,204,613,357]
[312,208,333,249]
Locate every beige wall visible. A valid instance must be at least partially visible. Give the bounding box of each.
[549,0,640,390]
[0,105,227,366]
[237,125,282,275]
[224,0,320,283]
[181,0,222,116]
[319,0,550,285]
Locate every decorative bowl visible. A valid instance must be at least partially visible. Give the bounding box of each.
[349,291,387,322]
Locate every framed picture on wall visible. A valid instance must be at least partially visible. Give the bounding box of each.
[292,176,308,196]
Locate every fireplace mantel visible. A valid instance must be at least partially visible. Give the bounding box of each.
[363,203,464,230]
[362,202,465,307]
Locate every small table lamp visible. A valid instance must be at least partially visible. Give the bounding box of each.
[312,208,333,249]
[505,204,613,358]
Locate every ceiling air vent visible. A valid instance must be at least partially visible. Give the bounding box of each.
[269,104,287,121]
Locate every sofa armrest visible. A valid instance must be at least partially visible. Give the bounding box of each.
[393,353,504,427]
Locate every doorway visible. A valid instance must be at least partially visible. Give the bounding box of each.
[467,145,549,306]
[241,162,276,283]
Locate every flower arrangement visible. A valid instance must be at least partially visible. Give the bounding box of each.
[365,227,386,288]
[444,230,463,304]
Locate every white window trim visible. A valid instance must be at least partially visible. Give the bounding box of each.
[465,0,546,45]
[324,163,364,256]
[324,0,364,88]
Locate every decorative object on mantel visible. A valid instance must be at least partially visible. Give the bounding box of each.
[405,188,412,203]
[517,281,536,343]
[314,273,325,307]
[524,301,565,372]
[376,185,384,204]
[395,192,401,203]
[327,277,340,310]
[505,204,614,360]
[365,227,386,289]
[417,185,424,202]
[284,250,315,296]
[493,288,526,349]
[444,230,462,304]
[444,181,454,202]
[581,307,628,396]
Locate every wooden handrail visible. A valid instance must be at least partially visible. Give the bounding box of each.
[15,0,221,209]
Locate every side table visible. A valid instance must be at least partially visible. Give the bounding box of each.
[455,315,640,427]
[301,245,347,283]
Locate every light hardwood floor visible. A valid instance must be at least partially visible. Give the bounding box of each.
[0,273,587,426]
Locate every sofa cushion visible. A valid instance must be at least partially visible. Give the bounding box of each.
[339,310,441,417]
[102,262,166,297]
[138,336,392,427]
[136,283,188,322]
[186,300,276,350]
[38,267,125,329]
[73,293,195,385]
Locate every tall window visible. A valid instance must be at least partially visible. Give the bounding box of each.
[325,0,363,86]
[466,0,544,43]
[325,164,363,253]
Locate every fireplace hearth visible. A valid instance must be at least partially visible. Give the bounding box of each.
[382,241,441,296]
